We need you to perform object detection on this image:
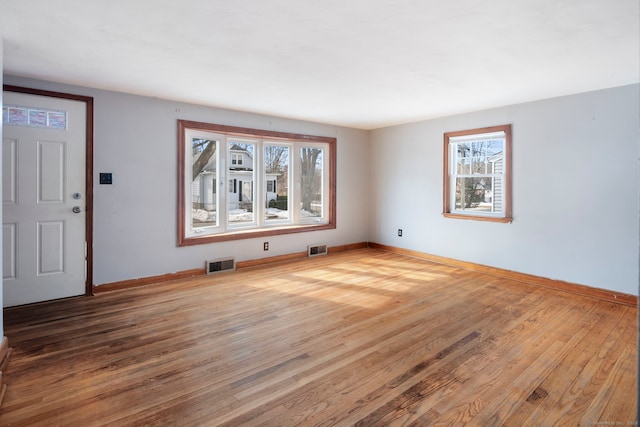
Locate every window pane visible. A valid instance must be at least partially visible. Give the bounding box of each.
[191,138,218,229]
[228,141,255,226]
[470,141,488,174]
[456,143,471,175]
[455,177,493,212]
[455,140,504,176]
[300,147,323,218]
[471,140,503,175]
[265,145,289,222]
[453,175,504,214]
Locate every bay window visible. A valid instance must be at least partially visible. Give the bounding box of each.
[178,120,336,245]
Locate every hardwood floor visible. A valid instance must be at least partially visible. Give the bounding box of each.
[0,248,636,426]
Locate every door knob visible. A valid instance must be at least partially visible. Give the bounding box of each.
[72,206,82,213]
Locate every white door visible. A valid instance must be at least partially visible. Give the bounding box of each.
[3,91,87,307]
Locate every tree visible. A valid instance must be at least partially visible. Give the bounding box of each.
[300,148,322,212]
[265,146,289,208]
[264,145,288,173]
[461,177,485,208]
[192,139,216,182]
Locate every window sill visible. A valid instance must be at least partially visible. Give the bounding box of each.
[443,212,512,223]
[179,222,335,246]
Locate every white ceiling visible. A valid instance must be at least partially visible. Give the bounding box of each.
[1,0,638,130]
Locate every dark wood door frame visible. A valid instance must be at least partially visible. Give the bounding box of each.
[3,84,94,297]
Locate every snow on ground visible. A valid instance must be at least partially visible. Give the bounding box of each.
[193,207,318,224]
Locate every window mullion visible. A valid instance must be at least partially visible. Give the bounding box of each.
[255,140,265,228]
[287,146,294,224]
[219,136,229,231]
[292,146,301,224]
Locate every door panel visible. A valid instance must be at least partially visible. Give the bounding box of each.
[3,223,16,280]
[38,221,64,275]
[38,140,65,203]
[3,91,87,307]
[2,139,17,204]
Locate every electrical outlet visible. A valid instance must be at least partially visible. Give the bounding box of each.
[398,229,403,237]
[263,242,269,251]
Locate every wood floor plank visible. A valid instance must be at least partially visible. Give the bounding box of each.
[397,292,588,425]
[538,304,637,426]
[215,276,531,426]
[579,311,638,426]
[462,298,607,425]
[0,248,636,426]
[504,301,627,426]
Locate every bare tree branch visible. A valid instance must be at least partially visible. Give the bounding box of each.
[192,140,216,181]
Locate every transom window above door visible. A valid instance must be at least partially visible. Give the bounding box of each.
[3,104,67,129]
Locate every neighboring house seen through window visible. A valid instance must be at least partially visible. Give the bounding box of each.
[443,124,512,222]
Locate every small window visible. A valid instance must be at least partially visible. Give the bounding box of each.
[231,153,243,166]
[443,124,512,222]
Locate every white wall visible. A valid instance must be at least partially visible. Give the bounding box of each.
[370,84,639,296]
[3,76,371,286]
